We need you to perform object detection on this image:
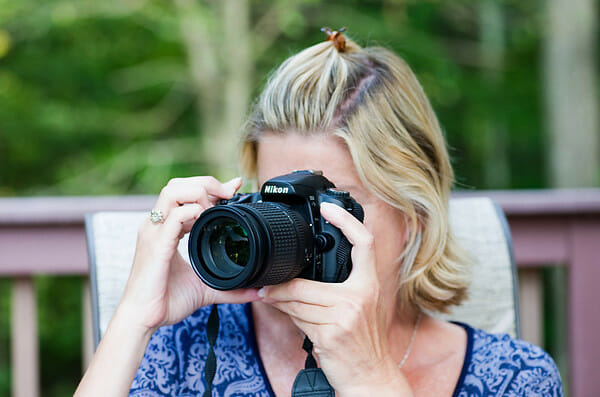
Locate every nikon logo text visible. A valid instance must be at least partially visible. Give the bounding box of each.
[264,185,289,194]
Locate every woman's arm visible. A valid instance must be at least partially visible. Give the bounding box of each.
[75,176,260,396]
[74,304,155,396]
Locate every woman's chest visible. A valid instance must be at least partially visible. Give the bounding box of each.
[255,327,307,396]
[406,367,461,397]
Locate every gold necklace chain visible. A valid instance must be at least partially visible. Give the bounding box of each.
[398,312,422,369]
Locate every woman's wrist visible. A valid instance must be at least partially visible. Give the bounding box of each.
[75,299,158,396]
[112,299,162,339]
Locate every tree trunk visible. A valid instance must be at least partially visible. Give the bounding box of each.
[545,0,599,188]
[221,0,251,178]
[479,0,510,189]
[174,0,252,179]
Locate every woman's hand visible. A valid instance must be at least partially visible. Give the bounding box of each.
[259,202,413,396]
[117,176,260,333]
[76,176,261,397]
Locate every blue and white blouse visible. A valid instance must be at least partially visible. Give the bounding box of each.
[130,304,563,396]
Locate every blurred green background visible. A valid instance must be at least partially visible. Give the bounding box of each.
[0,0,597,395]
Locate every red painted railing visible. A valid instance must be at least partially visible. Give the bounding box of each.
[0,190,599,396]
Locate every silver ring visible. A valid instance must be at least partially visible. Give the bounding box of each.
[150,209,165,224]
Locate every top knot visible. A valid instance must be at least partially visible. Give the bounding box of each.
[321,26,346,52]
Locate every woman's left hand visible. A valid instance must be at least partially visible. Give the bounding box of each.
[259,202,414,396]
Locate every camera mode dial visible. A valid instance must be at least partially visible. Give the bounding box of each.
[325,188,350,199]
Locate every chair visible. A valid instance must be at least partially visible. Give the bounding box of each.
[85,197,519,347]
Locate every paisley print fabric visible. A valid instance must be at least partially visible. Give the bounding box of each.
[454,325,563,396]
[130,304,562,396]
[130,304,273,397]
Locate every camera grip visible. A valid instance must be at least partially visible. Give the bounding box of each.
[319,198,364,283]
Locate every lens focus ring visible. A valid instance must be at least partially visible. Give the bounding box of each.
[241,202,310,286]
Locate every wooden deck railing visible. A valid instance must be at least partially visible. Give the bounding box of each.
[1,190,599,396]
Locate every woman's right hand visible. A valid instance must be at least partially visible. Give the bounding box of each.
[116,176,260,333]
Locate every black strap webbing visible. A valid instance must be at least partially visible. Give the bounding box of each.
[302,337,318,368]
[203,304,220,397]
[291,336,335,397]
[203,307,334,397]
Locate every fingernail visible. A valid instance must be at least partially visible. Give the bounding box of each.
[226,176,242,185]
[257,287,265,298]
[225,177,242,195]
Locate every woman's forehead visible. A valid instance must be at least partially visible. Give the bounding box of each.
[255,133,358,188]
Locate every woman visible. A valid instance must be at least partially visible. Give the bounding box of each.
[76,30,562,396]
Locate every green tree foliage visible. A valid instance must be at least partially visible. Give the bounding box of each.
[0,0,546,196]
[0,0,549,395]
[0,0,204,195]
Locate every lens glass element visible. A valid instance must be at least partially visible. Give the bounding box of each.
[209,220,250,267]
[200,219,251,279]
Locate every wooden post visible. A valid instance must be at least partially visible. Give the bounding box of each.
[569,217,600,396]
[11,278,39,397]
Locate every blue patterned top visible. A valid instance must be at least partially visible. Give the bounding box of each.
[130,304,562,396]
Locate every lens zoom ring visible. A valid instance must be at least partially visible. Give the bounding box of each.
[242,203,309,286]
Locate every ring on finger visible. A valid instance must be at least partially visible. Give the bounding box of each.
[150,209,166,224]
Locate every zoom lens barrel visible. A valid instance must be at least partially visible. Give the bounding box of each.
[188,202,311,290]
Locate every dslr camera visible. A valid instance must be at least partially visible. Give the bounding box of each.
[188,170,364,290]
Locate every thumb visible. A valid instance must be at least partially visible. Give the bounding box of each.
[207,287,261,305]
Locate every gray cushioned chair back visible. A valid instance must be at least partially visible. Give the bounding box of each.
[441,198,519,337]
[85,196,519,347]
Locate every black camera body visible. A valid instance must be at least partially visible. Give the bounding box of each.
[188,170,364,290]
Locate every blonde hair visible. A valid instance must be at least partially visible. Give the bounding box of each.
[240,36,470,313]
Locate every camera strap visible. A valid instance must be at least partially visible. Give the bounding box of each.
[291,336,335,397]
[203,305,334,397]
[203,304,220,397]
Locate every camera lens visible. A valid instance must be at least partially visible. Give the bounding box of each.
[204,219,250,277]
[188,202,312,290]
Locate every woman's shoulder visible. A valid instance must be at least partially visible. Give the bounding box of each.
[455,323,563,397]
